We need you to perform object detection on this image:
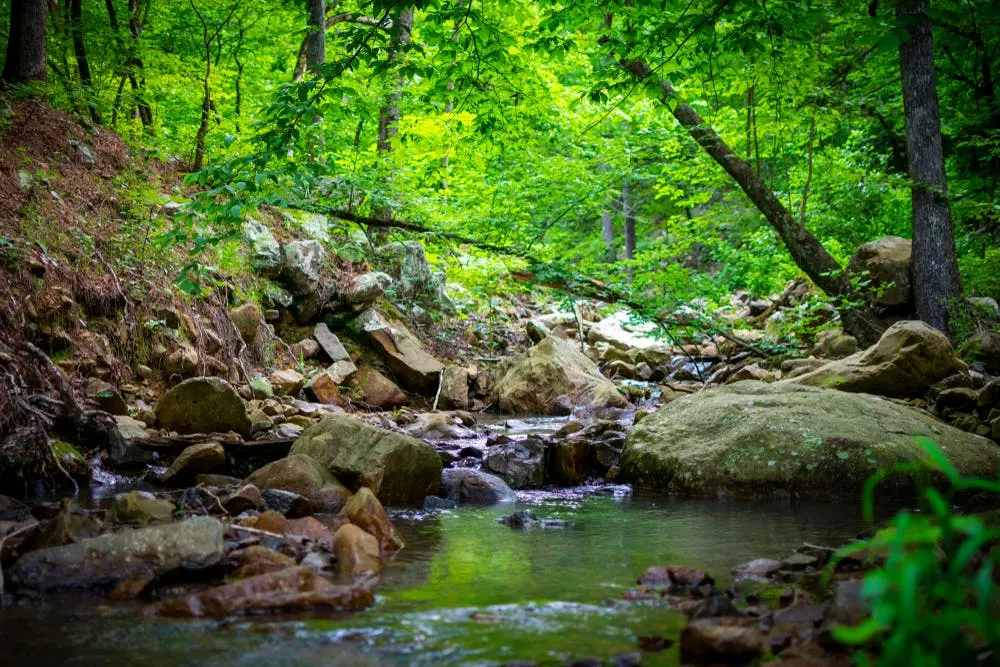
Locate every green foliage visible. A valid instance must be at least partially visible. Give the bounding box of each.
[829,438,1000,666]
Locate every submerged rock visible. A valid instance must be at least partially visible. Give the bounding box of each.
[441,468,516,506]
[291,415,442,506]
[621,381,999,499]
[495,510,573,529]
[153,567,372,617]
[10,516,224,592]
[492,336,628,415]
[404,412,476,440]
[485,438,545,489]
[154,377,252,438]
[786,320,965,397]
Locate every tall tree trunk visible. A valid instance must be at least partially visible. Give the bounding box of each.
[373,5,414,234]
[897,0,962,331]
[127,0,153,129]
[601,207,616,262]
[70,0,102,124]
[234,27,244,131]
[305,0,325,75]
[2,0,48,87]
[619,56,885,345]
[104,0,153,130]
[621,183,636,279]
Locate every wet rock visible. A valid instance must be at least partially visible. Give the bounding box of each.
[154,377,252,438]
[0,494,30,521]
[11,516,224,592]
[495,510,573,529]
[161,442,227,486]
[153,566,373,617]
[338,487,403,552]
[107,491,175,525]
[222,484,263,515]
[423,496,457,511]
[546,439,595,486]
[787,320,966,397]
[438,365,470,410]
[332,524,382,576]
[195,473,243,487]
[260,489,313,518]
[679,618,767,663]
[353,309,444,395]
[731,558,783,581]
[404,412,476,440]
[621,381,999,499]
[493,336,628,415]
[270,369,305,396]
[782,553,819,570]
[441,468,516,506]
[20,505,102,551]
[827,578,867,628]
[291,415,441,506]
[485,438,545,489]
[255,510,333,548]
[348,364,408,409]
[228,545,295,578]
[108,415,153,465]
[247,454,351,514]
[847,236,912,307]
[638,566,714,593]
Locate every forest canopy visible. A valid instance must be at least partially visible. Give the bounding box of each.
[2,0,999,333]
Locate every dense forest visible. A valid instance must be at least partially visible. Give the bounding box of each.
[1,1,999,665]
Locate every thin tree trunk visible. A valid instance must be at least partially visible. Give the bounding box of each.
[620,56,885,345]
[127,0,153,129]
[601,208,616,262]
[897,0,962,331]
[104,0,152,130]
[305,0,325,75]
[70,0,101,124]
[2,0,48,86]
[234,27,244,131]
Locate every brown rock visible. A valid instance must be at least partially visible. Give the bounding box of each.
[354,309,444,395]
[338,487,403,552]
[152,567,373,617]
[161,442,227,486]
[222,484,263,515]
[230,302,264,342]
[847,236,912,307]
[270,369,305,396]
[255,510,334,548]
[229,545,295,578]
[680,618,767,663]
[246,454,351,514]
[349,364,408,409]
[306,371,349,407]
[332,524,382,576]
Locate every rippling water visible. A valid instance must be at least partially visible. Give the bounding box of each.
[1,491,884,666]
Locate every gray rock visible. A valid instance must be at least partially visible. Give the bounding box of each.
[441,468,516,505]
[336,271,392,306]
[379,241,452,309]
[10,517,224,591]
[621,381,999,499]
[847,236,912,307]
[291,415,442,506]
[108,415,153,464]
[154,377,252,438]
[280,240,327,296]
[243,217,282,274]
[486,438,546,489]
[314,323,351,362]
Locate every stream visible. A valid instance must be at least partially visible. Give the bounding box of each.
[2,490,878,666]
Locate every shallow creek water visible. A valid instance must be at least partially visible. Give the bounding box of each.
[1,491,880,666]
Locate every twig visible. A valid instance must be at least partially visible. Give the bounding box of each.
[431,371,443,411]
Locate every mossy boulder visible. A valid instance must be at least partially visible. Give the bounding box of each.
[492,336,628,415]
[785,320,965,397]
[621,381,999,500]
[154,377,252,437]
[289,415,441,506]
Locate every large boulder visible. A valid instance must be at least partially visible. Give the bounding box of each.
[492,336,628,415]
[621,381,999,499]
[586,311,672,367]
[290,415,442,506]
[786,320,966,397]
[280,240,327,297]
[353,309,443,395]
[847,236,912,307]
[441,468,517,506]
[246,454,352,513]
[155,377,252,438]
[10,517,224,591]
[379,241,452,309]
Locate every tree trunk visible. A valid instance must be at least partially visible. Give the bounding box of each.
[305,0,325,75]
[601,208,616,262]
[2,0,48,87]
[127,0,154,129]
[376,6,413,155]
[897,0,962,331]
[104,0,153,130]
[70,0,102,124]
[620,57,885,345]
